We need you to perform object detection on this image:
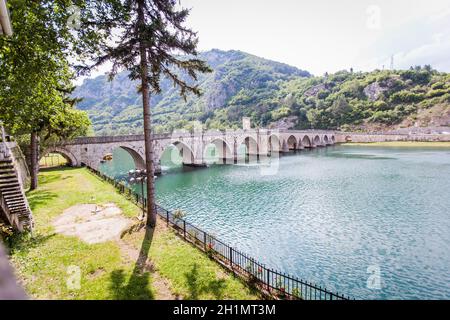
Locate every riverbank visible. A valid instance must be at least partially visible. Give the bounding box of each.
[341,141,450,147]
[7,167,258,300]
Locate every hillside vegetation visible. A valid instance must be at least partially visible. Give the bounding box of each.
[74,50,450,135]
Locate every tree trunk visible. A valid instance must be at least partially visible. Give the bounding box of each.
[29,131,39,190]
[137,0,157,228]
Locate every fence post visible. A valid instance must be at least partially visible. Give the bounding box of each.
[183,220,186,239]
[230,247,233,269]
[203,231,207,252]
[166,210,169,226]
[267,268,271,292]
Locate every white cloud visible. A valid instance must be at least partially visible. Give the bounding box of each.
[75,0,450,82]
[395,33,450,70]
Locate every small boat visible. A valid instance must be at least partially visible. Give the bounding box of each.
[103,154,113,161]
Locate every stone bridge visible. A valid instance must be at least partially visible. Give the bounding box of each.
[49,130,336,174]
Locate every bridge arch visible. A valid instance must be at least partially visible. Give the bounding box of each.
[313,135,321,146]
[40,147,79,167]
[286,135,298,150]
[302,136,312,148]
[268,135,281,153]
[331,135,336,143]
[204,138,233,164]
[118,146,145,170]
[323,135,329,145]
[161,140,195,166]
[236,135,258,157]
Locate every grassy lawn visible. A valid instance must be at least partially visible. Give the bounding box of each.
[8,167,258,300]
[342,141,450,147]
[123,224,256,300]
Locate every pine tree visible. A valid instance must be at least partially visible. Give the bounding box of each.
[77,0,211,227]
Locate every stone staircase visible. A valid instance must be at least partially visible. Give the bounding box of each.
[0,131,33,232]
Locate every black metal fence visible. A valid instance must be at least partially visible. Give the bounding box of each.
[87,166,351,300]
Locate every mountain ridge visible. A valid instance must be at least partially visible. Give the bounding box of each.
[74,49,450,135]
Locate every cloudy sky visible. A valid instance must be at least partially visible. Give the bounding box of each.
[181,0,450,75]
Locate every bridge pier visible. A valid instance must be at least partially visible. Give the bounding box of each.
[154,163,162,175]
[222,157,235,165]
[183,162,207,168]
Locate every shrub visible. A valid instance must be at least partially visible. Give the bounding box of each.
[271,106,291,121]
[369,110,401,124]
[431,82,445,90]
[0,223,13,240]
[390,91,424,103]
[426,89,448,99]
[400,69,432,85]
[373,100,390,111]
[317,90,329,99]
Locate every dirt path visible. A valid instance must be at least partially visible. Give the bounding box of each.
[117,237,178,300]
[52,203,130,244]
[52,203,177,300]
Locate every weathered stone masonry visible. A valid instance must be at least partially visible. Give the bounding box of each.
[51,130,336,173]
[49,130,450,174]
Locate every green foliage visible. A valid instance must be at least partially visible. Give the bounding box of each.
[0,223,13,239]
[368,104,417,125]
[400,68,432,85]
[75,56,449,132]
[0,0,91,145]
[373,101,389,111]
[271,106,291,121]
[389,90,425,104]
[426,89,450,99]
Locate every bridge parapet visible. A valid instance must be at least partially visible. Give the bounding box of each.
[65,133,170,145]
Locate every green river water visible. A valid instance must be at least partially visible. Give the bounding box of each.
[99,145,450,300]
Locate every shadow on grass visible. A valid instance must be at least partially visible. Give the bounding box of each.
[37,168,75,185]
[184,263,227,299]
[109,226,156,300]
[26,191,58,211]
[7,232,56,254]
[37,173,62,185]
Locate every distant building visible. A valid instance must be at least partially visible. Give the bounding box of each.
[242,117,251,130]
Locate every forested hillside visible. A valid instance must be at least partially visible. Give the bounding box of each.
[274,66,450,132]
[74,50,450,135]
[74,49,310,134]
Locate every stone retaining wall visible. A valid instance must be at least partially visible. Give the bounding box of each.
[335,133,450,143]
